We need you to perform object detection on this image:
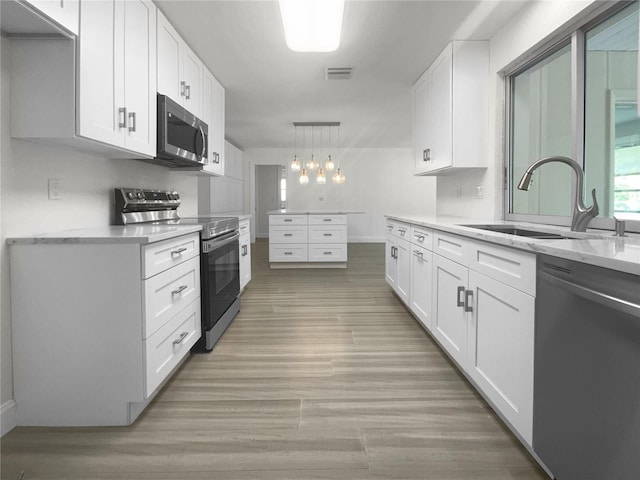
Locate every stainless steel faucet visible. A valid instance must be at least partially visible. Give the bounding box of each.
[517,156,599,232]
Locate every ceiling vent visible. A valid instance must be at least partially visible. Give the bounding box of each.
[325,66,353,80]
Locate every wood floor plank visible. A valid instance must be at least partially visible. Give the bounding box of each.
[0,242,548,480]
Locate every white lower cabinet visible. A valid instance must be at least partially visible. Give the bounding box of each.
[467,270,535,443]
[9,232,201,426]
[432,253,469,368]
[385,218,536,446]
[239,218,252,290]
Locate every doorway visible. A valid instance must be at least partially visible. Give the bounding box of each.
[255,165,282,238]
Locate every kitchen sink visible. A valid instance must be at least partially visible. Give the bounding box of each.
[460,224,572,239]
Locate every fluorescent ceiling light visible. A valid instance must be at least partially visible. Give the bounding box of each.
[278,0,345,52]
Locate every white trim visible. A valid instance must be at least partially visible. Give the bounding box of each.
[1,400,17,437]
[347,236,384,243]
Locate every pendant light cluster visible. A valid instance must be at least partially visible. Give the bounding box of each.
[290,122,345,185]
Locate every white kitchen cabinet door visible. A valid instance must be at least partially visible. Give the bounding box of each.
[156,10,181,101]
[409,245,433,331]
[26,0,79,34]
[427,44,453,171]
[77,0,121,147]
[77,0,155,156]
[201,68,225,175]
[385,236,398,290]
[239,219,252,290]
[412,70,430,170]
[156,10,201,115]
[467,270,535,445]
[432,254,469,369]
[395,237,411,304]
[122,0,156,156]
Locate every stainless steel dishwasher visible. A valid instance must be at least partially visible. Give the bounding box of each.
[533,254,640,480]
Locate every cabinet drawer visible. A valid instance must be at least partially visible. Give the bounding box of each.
[269,215,307,226]
[394,222,410,240]
[239,219,250,235]
[269,226,308,244]
[469,240,536,295]
[145,299,200,397]
[308,215,346,225]
[142,233,200,278]
[143,256,200,338]
[433,231,470,264]
[269,244,308,262]
[308,225,347,244]
[308,244,347,262]
[410,225,433,250]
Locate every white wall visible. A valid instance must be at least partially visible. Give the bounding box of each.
[436,0,602,220]
[246,147,437,242]
[0,37,199,431]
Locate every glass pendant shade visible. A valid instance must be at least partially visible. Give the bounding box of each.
[317,167,326,184]
[307,155,319,171]
[291,155,301,171]
[300,168,309,184]
[325,155,335,171]
[332,168,345,184]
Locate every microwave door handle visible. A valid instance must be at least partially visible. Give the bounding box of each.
[196,126,206,160]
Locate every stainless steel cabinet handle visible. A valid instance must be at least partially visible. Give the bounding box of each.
[242,245,248,256]
[398,229,406,236]
[284,252,293,256]
[457,286,465,307]
[171,285,188,295]
[118,107,127,129]
[414,234,425,242]
[180,81,186,97]
[171,247,187,255]
[185,85,191,100]
[128,112,136,133]
[212,152,220,164]
[284,218,293,222]
[423,148,431,162]
[387,225,393,230]
[324,251,332,255]
[413,250,423,259]
[323,233,332,237]
[464,290,473,313]
[172,331,189,345]
[284,233,293,237]
[323,218,332,222]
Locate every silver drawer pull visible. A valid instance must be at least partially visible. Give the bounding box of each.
[284,218,293,222]
[398,229,406,235]
[171,285,188,295]
[172,332,189,345]
[171,247,188,255]
[415,234,425,241]
[413,250,423,259]
[386,225,393,230]
[324,251,333,255]
[323,219,332,222]
[284,233,293,237]
[323,233,332,237]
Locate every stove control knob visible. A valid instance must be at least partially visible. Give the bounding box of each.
[174,193,180,200]
[136,192,144,200]
[126,192,134,200]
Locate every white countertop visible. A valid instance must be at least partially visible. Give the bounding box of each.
[385,214,640,276]
[7,224,203,245]
[268,209,365,215]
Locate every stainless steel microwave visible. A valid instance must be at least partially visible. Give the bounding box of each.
[156,94,208,167]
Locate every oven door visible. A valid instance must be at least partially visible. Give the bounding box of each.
[201,231,240,332]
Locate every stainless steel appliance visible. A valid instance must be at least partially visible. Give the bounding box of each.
[155,94,208,167]
[534,254,640,479]
[114,188,240,352]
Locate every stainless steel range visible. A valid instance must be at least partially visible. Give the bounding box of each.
[115,188,240,352]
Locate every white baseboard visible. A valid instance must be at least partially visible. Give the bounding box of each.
[348,236,385,243]
[1,399,17,437]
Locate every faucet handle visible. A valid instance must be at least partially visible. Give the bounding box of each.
[588,188,599,217]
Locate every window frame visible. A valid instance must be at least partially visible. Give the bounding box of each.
[503,1,639,233]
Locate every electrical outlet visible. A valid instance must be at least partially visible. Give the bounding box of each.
[48,178,62,200]
[475,185,484,198]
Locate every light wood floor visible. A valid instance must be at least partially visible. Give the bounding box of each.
[1,240,548,480]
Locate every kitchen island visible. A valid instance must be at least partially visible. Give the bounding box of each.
[267,210,361,268]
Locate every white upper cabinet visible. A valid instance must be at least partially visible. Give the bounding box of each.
[413,41,489,175]
[10,0,157,158]
[157,10,202,117]
[24,0,79,34]
[78,0,156,157]
[201,67,226,176]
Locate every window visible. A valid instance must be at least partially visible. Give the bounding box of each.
[280,167,287,209]
[507,1,639,229]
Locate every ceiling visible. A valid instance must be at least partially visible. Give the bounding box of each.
[155,1,528,150]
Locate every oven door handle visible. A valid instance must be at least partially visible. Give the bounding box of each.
[203,231,240,252]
